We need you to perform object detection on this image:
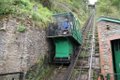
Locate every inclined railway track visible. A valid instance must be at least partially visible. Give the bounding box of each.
[75,11,96,80]
[88,10,96,80]
[74,9,100,80]
[51,10,96,80]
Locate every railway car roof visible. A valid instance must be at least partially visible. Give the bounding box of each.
[97,17,120,24]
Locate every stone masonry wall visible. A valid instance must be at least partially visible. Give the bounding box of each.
[0,16,48,75]
[97,21,120,79]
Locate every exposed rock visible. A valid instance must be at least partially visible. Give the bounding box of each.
[0,16,48,79]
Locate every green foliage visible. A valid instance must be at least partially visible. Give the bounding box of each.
[0,0,16,15]
[111,0,120,9]
[49,0,89,26]
[0,0,52,27]
[17,24,26,32]
[26,57,53,80]
[0,0,88,27]
[31,4,52,23]
[97,0,120,18]
[18,0,52,25]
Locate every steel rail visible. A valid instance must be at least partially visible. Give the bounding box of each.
[63,12,95,80]
[88,10,95,80]
[77,14,94,80]
[64,46,81,80]
[76,11,95,80]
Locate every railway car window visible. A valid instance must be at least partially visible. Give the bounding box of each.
[62,19,70,30]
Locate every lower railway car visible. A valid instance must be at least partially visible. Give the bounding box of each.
[97,17,120,80]
[46,12,82,64]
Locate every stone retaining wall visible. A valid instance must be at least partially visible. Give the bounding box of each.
[0,16,48,79]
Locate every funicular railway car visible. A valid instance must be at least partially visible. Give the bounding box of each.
[97,17,120,80]
[46,12,82,64]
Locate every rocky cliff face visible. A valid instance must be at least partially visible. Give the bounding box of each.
[0,16,48,79]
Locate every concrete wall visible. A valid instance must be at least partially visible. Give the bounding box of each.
[0,16,48,79]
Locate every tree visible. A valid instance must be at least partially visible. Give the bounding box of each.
[97,0,120,18]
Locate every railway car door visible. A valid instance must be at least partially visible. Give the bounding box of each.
[111,39,120,80]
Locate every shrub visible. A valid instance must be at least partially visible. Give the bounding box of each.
[0,0,16,15]
[0,0,52,27]
[17,24,26,32]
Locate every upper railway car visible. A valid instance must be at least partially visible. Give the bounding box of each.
[46,12,82,63]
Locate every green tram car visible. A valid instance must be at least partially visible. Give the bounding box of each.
[47,12,82,63]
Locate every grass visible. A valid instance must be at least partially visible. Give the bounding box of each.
[17,24,26,32]
[25,56,54,80]
[0,0,53,28]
